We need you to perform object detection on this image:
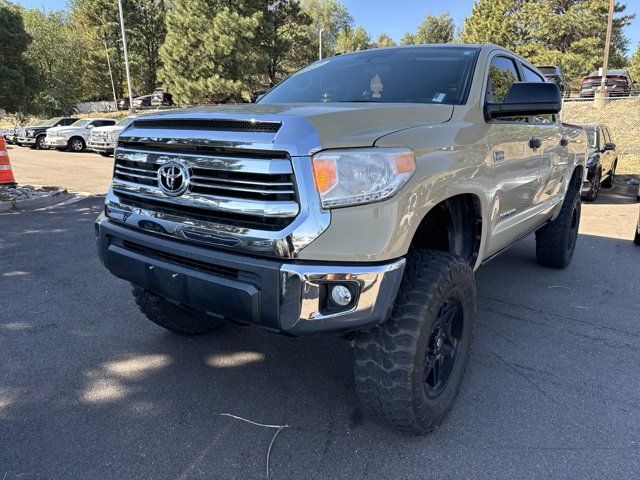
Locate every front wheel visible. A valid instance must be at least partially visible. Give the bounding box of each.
[354,250,476,434]
[35,135,46,150]
[132,287,222,335]
[535,180,581,268]
[68,137,85,152]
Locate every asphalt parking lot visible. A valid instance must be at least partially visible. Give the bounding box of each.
[1,147,640,479]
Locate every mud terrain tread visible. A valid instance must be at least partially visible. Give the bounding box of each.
[354,250,476,434]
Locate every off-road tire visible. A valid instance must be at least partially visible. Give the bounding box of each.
[354,250,476,435]
[601,162,615,188]
[132,287,221,335]
[583,167,600,202]
[535,179,581,268]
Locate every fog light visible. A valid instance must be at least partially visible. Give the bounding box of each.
[330,285,352,306]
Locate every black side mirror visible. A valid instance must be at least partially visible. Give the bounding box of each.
[602,142,616,152]
[485,82,562,120]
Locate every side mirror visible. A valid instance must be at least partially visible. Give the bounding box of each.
[86,125,94,129]
[602,142,616,152]
[485,82,561,120]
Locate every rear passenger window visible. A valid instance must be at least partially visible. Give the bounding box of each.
[486,56,521,104]
[522,65,545,83]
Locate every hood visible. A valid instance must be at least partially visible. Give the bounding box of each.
[92,125,124,134]
[122,103,454,153]
[48,126,81,134]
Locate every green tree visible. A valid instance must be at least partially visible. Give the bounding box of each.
[0,1,38,113]
[129,0,167,94]
[256,0,312,88]
[335,25,371,54]
[460,0,634,82]
[22,8,86,115]
[159,0,261,103]
[299,0,353,59]
[401,12,455,45]
[374,33,396,48]
[629,42,640,84]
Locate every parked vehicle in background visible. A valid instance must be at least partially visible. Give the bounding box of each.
[133,95,152,109]
[96,45,587,434]
[580,69,634,97]
[17,117,79,150]
[44,118,117,152]
[151,88,173,107]
[88,116,137,156]
[581,124,617,201]
[14,121,48,146]
[537,65,566,95]
[3,126,19,145]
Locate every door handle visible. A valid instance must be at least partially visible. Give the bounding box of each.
[560,138,569,147]
[529,138,542,149]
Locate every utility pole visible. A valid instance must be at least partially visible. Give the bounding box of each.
[596,0,615,100]
[118,0,135,113]
[319,28,324,60]
[103,39,118,111]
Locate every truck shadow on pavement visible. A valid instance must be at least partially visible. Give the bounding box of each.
[1,196,639,479]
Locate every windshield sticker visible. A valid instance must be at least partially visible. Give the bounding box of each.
[370,74,383,98]
[432,92,445,103]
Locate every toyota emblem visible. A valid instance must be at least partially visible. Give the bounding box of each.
[158,161,189,197]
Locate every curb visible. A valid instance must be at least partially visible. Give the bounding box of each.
[0,186,69,212]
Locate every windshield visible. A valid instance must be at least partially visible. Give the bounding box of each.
[538,67,557,76]
[42,117,62,127]
[116,116,136,126]
[70,119,91,127]
[585,130,597,148]
[259,46,480,105]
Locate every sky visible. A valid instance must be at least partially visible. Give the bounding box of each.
[12,0,640,54]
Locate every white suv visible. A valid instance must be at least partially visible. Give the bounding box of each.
[44,118,117,152]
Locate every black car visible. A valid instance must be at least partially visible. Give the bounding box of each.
[581,124,618,201]
[580,69,634,97]
[537,65,566,95]
[17,117,79,149]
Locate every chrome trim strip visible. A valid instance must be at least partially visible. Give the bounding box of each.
[112,181,299,218]
[115,148,293,175]
[189,181,295,196]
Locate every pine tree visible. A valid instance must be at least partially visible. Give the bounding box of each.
[159,0,261,103]
[401,13,455,45]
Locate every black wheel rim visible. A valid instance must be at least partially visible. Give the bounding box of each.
[423,298,463,398]
[591,172,600,198]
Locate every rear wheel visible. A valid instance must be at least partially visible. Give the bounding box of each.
[536,180,581,268]
[354,250,476,434]
[35,135,46,150]
[132,287,222,335]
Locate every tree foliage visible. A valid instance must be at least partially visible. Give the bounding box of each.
[460,0,635,82]
[373,33,397,48]
[0,1,38,113]
[22,9,86,115]
[401,13,455,45]
[629,42,640,83]
[298,0,353,59]
[335,26,371,54]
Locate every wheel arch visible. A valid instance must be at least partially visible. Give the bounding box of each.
[409,193,483,268]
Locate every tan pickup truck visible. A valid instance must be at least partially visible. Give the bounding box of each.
[96,44,587,434]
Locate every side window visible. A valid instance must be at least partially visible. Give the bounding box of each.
[522,65,545,83]
[486,56,521,104]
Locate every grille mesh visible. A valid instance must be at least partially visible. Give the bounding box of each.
[132,119,281,133]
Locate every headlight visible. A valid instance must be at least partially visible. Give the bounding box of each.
[110,131,118,140]
[26,130,34,137]
[312,147,415,208]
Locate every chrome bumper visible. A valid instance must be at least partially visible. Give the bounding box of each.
[17,137,36,145]
[44,138,68,147]
[96,215,405,335]
[89,141,116,152]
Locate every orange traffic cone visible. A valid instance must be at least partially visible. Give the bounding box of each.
[0,137,16,186]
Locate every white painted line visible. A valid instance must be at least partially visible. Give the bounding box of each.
[34,195,87,211]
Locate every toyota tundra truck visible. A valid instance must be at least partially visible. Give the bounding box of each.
[96,45,587,434]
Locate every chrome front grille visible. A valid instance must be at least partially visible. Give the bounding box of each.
[111,147,299,230]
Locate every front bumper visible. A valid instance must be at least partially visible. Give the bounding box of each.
[17,137,36,145]
[95,215,405,335]
[44,137,68,148]
[88,141,116,153]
